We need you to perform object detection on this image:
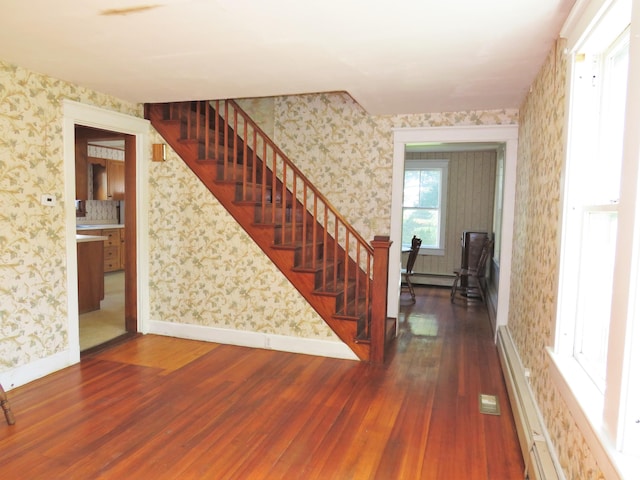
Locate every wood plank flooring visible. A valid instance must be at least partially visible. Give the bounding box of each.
[0,287,524,479]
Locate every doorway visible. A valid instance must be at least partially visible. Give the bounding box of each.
[63,100,149,362]
[75,126,130,351]
[389,125,518,338]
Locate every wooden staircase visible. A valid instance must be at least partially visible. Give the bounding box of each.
[145,100,393,362]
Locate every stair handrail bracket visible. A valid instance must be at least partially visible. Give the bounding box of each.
[146,100,392,362]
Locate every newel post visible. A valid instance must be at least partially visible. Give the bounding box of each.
[370,235,392,363]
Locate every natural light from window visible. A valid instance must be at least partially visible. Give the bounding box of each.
[401,159,448,252]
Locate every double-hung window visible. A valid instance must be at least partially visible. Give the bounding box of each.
[559,24,629,392]
[552,0,640,474]
[401,160,448,253]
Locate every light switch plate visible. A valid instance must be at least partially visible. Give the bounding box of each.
[41,194,56,206]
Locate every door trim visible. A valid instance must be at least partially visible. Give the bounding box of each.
[63,100,150,363]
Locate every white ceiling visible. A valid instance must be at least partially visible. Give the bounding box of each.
[0,0,575,115]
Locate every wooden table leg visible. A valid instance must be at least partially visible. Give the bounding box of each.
[0,382,16,425]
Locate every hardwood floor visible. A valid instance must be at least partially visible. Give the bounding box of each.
[0,287,524,479]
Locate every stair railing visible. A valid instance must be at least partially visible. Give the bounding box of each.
[162,100,391,362]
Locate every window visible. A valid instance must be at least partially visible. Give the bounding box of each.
[552,0,640,473]
[401,160,448,253]
[559,26,629,392]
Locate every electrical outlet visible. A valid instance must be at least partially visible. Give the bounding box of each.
[41,194,56,206]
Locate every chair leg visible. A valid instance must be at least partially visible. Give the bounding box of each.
[406,276,416,302]
[0,383,15,425]
[450,274,460,302]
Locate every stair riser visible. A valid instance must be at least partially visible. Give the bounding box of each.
[273,224,318,245]
[294,243,328,267]
[218,167,263,187]
[254,202,305,223]
[313,261,343,287]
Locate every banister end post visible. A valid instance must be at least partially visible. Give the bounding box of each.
[370,236,392,363]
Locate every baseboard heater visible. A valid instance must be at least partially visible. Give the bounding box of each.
[496,326,564,480]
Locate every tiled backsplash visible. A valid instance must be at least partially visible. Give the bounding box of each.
[77,199,119,225]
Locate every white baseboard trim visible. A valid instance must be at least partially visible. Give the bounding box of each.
[0,349,77,391]
[148,320,360,361]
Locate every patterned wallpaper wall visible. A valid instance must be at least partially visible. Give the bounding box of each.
[0,60,140,370]
[268,93,517,246]
[150,97,516,340]
[510,40,605,479]
[1,58,519,374]
[0,59,338,373]
[146,126,336,340]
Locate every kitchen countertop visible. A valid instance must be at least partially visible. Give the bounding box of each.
[76,224,125,230]
[76,234,109,243]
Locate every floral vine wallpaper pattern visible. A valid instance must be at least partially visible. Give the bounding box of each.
[0,60,140,369]
[146,127,335,340]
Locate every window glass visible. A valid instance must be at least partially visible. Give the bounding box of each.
[573,209,617,391]
[401,161,447,249]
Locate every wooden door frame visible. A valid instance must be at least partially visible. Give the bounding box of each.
[63,100,150,363]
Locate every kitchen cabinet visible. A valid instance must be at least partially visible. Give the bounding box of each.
[77,227,125,272]
[77,235,106,313]
[91,158,125,201]
[108,160,125,201]
[102,228,123,272]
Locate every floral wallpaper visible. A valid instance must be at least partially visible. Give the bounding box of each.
[0,59,338,374]
[1,58,520,384]
[510,40,605,479]
[0,60,140,370]
[262,92,518,245]
[147,127,336,340]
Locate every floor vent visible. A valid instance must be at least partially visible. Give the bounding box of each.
[479,394,501,415]
[497,326,564,480]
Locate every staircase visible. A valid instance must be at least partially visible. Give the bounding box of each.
[145,100,393,362]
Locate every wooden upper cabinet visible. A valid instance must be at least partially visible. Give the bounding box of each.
[91,158,124,201]
[76,125,126,202]
[108,160,125,201]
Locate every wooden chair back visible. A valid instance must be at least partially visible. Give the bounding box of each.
[405,235,422,274]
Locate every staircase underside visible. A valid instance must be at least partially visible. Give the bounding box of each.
[146,101,395,361]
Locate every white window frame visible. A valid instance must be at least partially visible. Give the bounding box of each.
[401,159,448,255]
[549,0,640,477]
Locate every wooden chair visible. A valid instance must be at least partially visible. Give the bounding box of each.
[1,382,15,425]
[450,238,493,304]
[401,235,422,302]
